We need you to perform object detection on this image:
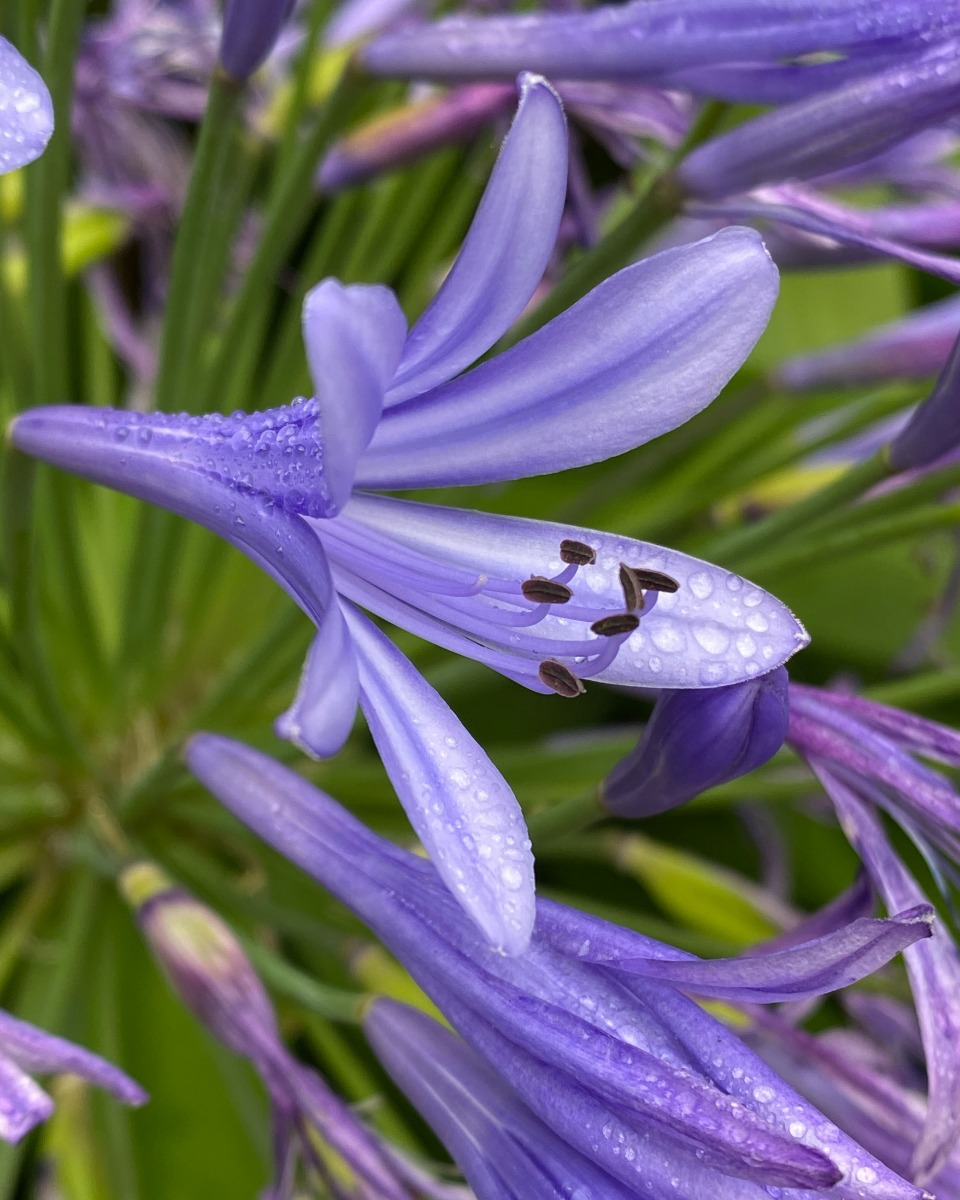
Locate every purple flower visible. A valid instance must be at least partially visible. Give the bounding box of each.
[11,77,805,954]
[603,665,789,817]
[889,331,960,471]
[789,684,960,1182]
[188,731,934,1200]
[220,0,296,81]
[0,1008,146,1143]
[0,36,53,173]
[121,862,407,1200]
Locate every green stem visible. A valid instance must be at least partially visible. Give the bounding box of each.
[242,938,365,1023]
[527,788,606,846]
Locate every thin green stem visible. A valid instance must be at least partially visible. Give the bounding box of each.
[526,788,606,846]
[242,938,365,1023]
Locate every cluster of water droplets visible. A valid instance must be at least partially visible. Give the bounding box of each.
[0,38,53,174]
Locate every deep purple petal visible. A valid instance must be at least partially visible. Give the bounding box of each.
[0,1010,146,1108]
[360,227,778,487]
[328,494,809,690]
[302,279,407,511]
[387,74,567,405]
[10,405,340,632]
[603,668,789,816]
[0,38,53,174]
[219,0,295,79]
[275,599,359,759]
[890,330,960,471]
[345,605,534,955]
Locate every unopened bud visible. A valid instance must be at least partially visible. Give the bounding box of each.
[219,0,296,81]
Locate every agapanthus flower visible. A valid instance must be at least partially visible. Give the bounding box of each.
[0,1007,146,1143]
[0,36,54,174]
[121,861,408,1200]
[220,0,297,81]
[188,731,936,1200]
[11,76,806,954]
[603,665,790,817]
[788,683,960,1182]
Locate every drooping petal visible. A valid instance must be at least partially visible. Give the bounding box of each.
[603,668,789,816]
[301,279,407,511]
[345,605,535,955]
[0,37,53,174]
[365,999,640,1200]
[275,596,359,759]
[359,227,779,487]
[0,1054,53,1143]
[327,493,809,690]
[386,74,567,405]
[813,763,960,1185]
[10,404,342,631]
[0,1010,146,1108]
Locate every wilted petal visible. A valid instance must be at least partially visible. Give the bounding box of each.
[345,605,534,955]
[603,667,789,816]
[275,598,359,759]
[360,228,778,487]
[10,405,342,631]
[0,1010,146,1108]
[365,999,640,1200]
[327,493,809,691]
[302,279,407,512]
[0,1055,53,1143]
[387,74,567,405]
[0,38,53,174]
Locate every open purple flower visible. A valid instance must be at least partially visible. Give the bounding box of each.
[789,684,960,1183]
[121,862,407,1200]
[0,1007,146,1143]
[0,36,53,173]
[11,75,805,955]
[189,731,935,1200]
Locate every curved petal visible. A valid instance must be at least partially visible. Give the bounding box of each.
[345,606,535,955]
[0,38,53,174]
[302,279,407,511]
[0,1055,53,1143]
[11,405,340,633]
[275,600,359,759]
[329,493,809,690]
[386,74,567,404]
[359,227,778,487]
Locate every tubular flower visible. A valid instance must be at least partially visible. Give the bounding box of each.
[0,36,53,173]
[11,76,806,955]
[788,684,960,1183]
[0,1008,146,1143]
[121,862,409,1200]
[189,732,936,1200]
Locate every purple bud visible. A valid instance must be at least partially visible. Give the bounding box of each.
[219,0,296,81]
[603,667,789,817]
[889,330,960,472]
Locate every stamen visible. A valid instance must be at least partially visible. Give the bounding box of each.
[560,539,597,566]
[621,563,679,594]
[521,576,573,605]
[538,659,586,697]
[619,565,645,612]
[591,613,640,638]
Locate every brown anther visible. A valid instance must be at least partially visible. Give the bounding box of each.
[591,613,641,637]
[560,539,597,566]
[538,659,586,698]
[521,576,573,605]
[619,565,645,612]
[620,563,679,609]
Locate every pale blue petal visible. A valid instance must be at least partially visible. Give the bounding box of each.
[387,74,567,405]
[302,279,407,511]
[358,228,779,487]
[345,605,535,955]
[0,38,53,174]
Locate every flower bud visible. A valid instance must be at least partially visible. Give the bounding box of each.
[603,667,789,817]
[888,329,960,471]
[219,0,296,81]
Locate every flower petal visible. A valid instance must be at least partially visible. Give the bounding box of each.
[0,1010,147,1108]
[359,228,778,487]
[302,279,407,511]
[0,38,53,175]
[386,74,567,405]
[330,493,809,690]
[0,1054,53,1143]
[275,601,359,760]
[345,605,535,955]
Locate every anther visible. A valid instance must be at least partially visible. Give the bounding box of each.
[560,539,597,566]
[538,659,586,697]
[591,613,641,637]
[620,563,679,609]
[521,576,573,604]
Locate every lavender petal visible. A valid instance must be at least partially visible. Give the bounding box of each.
[0,37,53,174]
